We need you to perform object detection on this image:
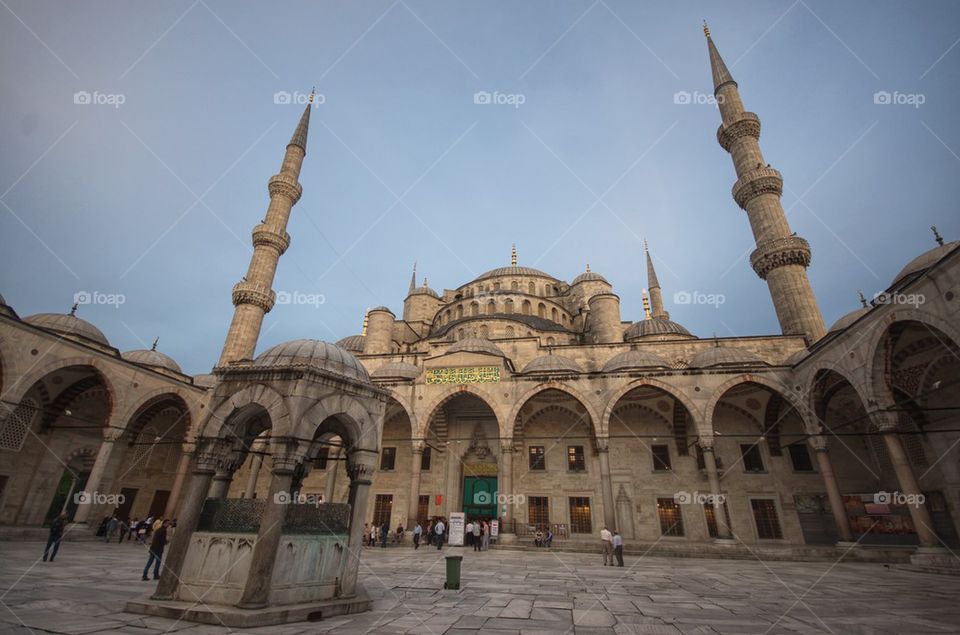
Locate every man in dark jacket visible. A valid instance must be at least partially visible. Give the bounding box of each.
[43,512,68,562]
[141,519,168,581]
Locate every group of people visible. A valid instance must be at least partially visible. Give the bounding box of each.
[97,514,174,545]
[464,519,491,551]
[599,526,625,567]
[365,517,452,550]
[533,526,554,548]
[364,522,406,548]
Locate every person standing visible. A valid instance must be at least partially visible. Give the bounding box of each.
[379,523,388,548]
[600,526,613,566]
[465,521,473,548]
[141,520,168,581]
[413,522,422,549]
[472,521,481,551]
[612,531,624,567]
[434,517,445,550]
[105,515,119,543]
[43,512,68,562]
[481,521,490,551]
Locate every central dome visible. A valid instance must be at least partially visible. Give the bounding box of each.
[473,266,557,282]
[254,339,369,382]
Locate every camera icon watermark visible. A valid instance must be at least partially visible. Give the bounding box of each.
[674,490,725,505]
[673,290,725,308]
[73,90,126,109]
[873,91,925,108]
[673,90,723,106]
[473,90,526,109]
[872,291,925,308]
[275,290,325,308]
[275,490,324,506]
[74,290,125,308]
[74,491,125,506]
[473,491,524,505]
[874,491,925,507]
[273,91,325,107]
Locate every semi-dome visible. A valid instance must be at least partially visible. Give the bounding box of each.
[371,361,421,380]
[690,346,764,368]
[254,339,369,382]
[603,349,671,372]
[122,349,182,373]
[571,271,609,285]
[625,317,694,340]
[447,337,505,357]
[890,241,958,287]
[827,307,870,334]
[473,266,556,282]
[335,334,366,353]
[522,354,582,374]
[25,312,110,346]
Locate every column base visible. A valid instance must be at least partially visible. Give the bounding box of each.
[712,538,737,546]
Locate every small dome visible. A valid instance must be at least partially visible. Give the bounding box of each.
[408,285,440,299]
[254,339,369,382]
[828,307,870,334]
[336,334,366,353]
[603,349,671,372]
[891,241,958,287]
[474,266,556,282]
[447,337,505,357]
[25,313,110,346]
[625,317,693,340]
[369,306,394,315]
[522,355,582,374]
[571,271,609,285]
[372,362,420,380]
[122,349,182,373]
[690,346,764,368]
[784,349,810,366]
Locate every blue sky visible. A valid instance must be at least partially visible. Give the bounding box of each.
[2,0,958,375]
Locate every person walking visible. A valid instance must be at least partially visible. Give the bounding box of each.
[141,520,168,581]
[413,522,422,549]
[481,521,490,551]
[600,526,613,566]
[368,523,377,547]
[465,521,473,548]
[105,515,118,543]
[426,520,434,547]
[42,512,68,562]
[612,531,624,567]
[434,517,445,550]
[472,521,481,551]
[379,523,389,548]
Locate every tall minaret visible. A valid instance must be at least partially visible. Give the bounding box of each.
[217,94,313,365]
[644,240,668,319]
[706,25,825,344]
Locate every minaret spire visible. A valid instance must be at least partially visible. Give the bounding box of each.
[408,261,417,294]
[217,98,310,365]
[708,28,825,344]
[644,240,668,319]
[511,244,517,266]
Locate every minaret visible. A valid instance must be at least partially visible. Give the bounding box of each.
[217,93,313,365]
[706,25,826,344]
[644,240,668,319]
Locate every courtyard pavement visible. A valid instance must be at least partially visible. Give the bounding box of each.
[1,540,959,634]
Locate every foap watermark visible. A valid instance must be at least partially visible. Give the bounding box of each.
[473,90,525,108]
[273,90,325,107]
[473,491,524,505]
[874,491,925,508]
[73,90,126,109]
[873,291,925,308]
[275,290,325,307]
[673,90,723,106]
[873,91,925,108]
[74,291,125,308]
[274,491,325,506]
[674,491,726,505]
[673,290,725,308]
[74,491,125,506]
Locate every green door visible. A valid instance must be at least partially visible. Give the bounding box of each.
[462,476,497,519]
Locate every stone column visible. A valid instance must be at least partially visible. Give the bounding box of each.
[323,447,340,503]
[873,412,940,548]
[499,443,514,533]
[699,436,732,540]
[341,449,378,596]
[809,435,855,544]
[164,444,194,518]
[407,446,423,528]
[208,469,234,499]
[73,429,122,525]
[237,441,301,609]
[243,452,264,499]
[598,443,616,531]
[152,438,226,600]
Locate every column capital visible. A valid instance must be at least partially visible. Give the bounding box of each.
[103,428,124,442]
[193,437,234,474]
[870,411,900,432]
[698,435,716,451]
[809,435,829,452]
[346,447,378,481]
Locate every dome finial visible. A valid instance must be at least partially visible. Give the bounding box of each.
[361,310,369,336]
[423,277,429,287]
[511,243,517,266]
[857,290,868,308]
[703,20,710,38]
[641,289,651,319]
[932,225,944,246]
[585,263,591,273]
[69,302,78,316]
[151,336,159,351]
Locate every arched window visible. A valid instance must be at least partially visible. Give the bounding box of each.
[551,308,559,322]
[538,303,546,318]
[457,328,465,340]
[505,299,514,313]
[522,300,532,315]
[456,305,464,319]
[487,300,496,315]
[470,302,479,316]
[479,325,488,338]
[505,326,515,337]
[528,281,536,294]
[562,314,567,325]
[0,398,37,451]
[547,337,555,345]
[494,282,501,290]
[511,281,519,291]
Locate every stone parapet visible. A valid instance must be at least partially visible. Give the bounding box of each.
[750,235,812,279]
[251,224,291,255]
[267,173,302,203]
[231,281,276,312]
[717,112,761,151]
[732,167,783,209]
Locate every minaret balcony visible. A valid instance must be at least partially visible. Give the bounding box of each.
[231,281,277,312]
[750,236,812,279]
[732,166,783,209]
[716,112,761,151]
[267,173,303,203]
[252,224,291,254]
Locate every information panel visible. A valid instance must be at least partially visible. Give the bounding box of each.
[448,512,465,546]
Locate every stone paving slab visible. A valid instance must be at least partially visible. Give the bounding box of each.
[2,541,960,634]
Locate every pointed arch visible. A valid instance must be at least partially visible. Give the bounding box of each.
[505,383,602,441]
[602,378,699,437]
[419,385,502,439]
[704,374,811,434]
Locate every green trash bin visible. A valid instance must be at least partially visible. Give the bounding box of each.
[444,555,463,590]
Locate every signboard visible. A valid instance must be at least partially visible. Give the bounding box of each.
[490,520,498,538]
[448,512,465,546]
[425,367,501,385]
